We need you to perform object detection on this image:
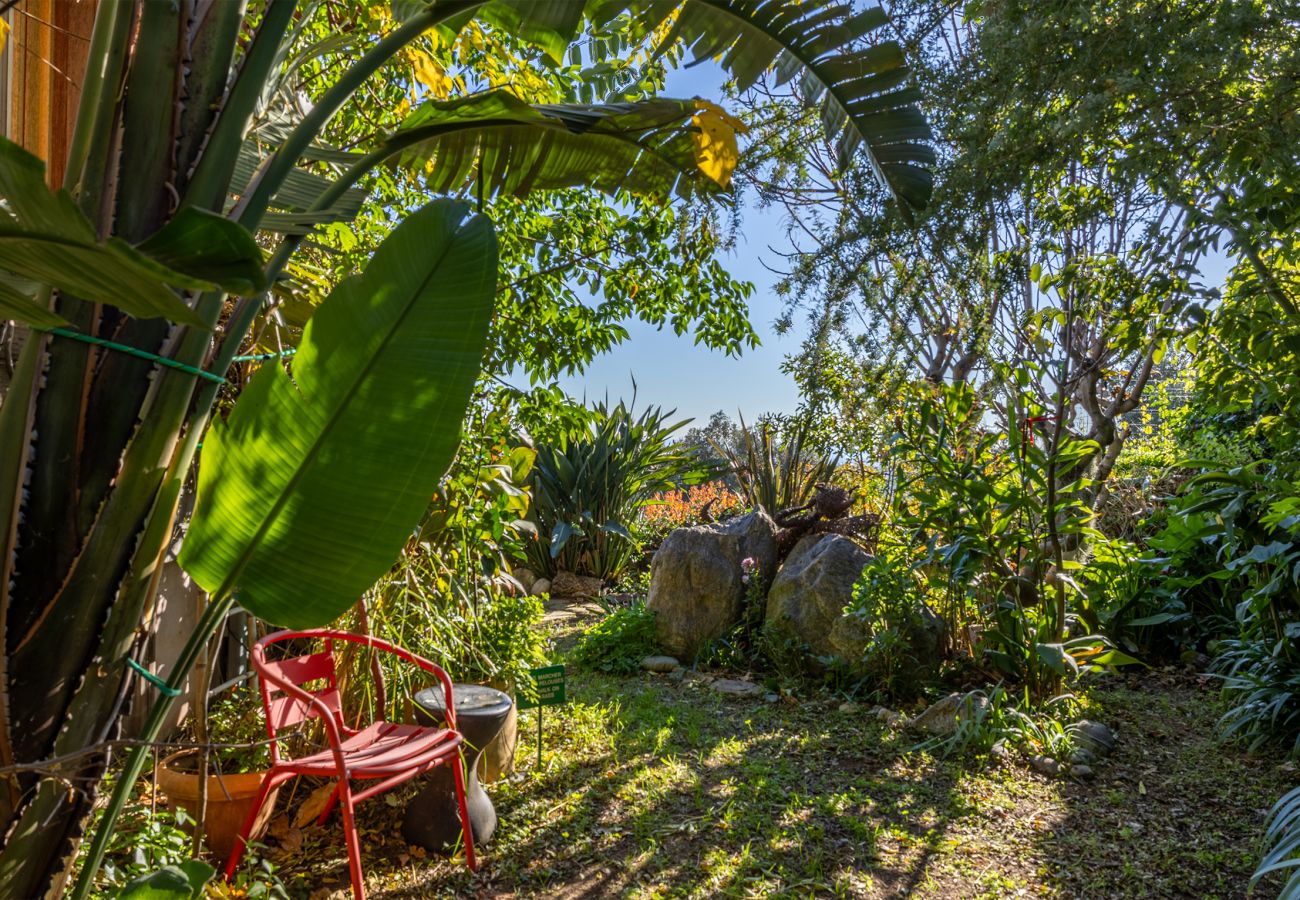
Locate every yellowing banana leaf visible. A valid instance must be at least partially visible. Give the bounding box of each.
[591,0,936,214]
[388,91,741,200]
[180,199,497,627]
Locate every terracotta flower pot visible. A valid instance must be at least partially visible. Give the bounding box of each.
[154,750,280,859]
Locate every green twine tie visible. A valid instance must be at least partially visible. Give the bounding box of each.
[125,658,183,697]
[37,326,226,385]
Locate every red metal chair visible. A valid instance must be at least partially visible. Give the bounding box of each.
[223,629,477,899]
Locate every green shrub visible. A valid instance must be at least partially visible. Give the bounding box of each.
[846,548,934,702]
[1214,638,1300,755]
[1253,784,1300,899]
[571,601,660,674]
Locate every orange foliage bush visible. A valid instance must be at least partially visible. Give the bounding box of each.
[639,481,744,534]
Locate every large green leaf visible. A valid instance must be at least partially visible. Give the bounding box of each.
[388,91,735,200]
[179,199,497,627]
[477,0,587,65]
[0,138,266,327]
[592,0,935,214]
[135,208,268,295]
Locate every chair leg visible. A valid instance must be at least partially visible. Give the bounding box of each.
[451,751,477,872]
[224,771,284,881]
[336,778,367,900]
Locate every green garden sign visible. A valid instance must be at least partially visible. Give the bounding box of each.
[518,665,566,769]
[518,664,566,709]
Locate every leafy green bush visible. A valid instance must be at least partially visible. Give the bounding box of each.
[883,381,1137,701]
[75,791,292,899]
[1075,537,1195,660]
[526,400,709,580]
[846,549,935,702]
[1214,638,1300,755]
[571,601,660,674]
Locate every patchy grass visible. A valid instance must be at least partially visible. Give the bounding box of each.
[264,610,1294,898]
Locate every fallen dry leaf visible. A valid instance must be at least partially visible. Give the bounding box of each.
[296,783,338,828]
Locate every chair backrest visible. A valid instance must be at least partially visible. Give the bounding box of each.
[252,632,347,760]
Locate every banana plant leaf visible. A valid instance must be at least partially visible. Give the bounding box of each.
[0,138,267,327]
[590,0,935,214]
[389,92,739,200]
[179,199,497,627]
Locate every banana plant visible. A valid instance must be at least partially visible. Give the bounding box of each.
[0,2,930,895]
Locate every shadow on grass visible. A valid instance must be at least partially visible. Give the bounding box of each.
[275,669,979,898]
[1018,670,1295,900]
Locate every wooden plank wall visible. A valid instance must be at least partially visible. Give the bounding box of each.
[5,0,96,188]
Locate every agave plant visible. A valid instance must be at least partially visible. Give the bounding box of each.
[0,2,931,894]
[715,413,841,514]
[527,400,708,580]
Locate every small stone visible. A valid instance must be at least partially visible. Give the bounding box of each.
[1031,755,1062,777]
[838,701,860,713]
[512,567,537,593]
[709,678,765,698]
[1070,747,1096,766]
[668,667,687,682]
[1070,764,1095,779]
[552,570,604,599]
[870,705,905,728]
[764,693,780,703]
[990,740,1012,762]
[529,578,551,596]
[911,693,990,736]
[641,655,681,673]
[1073,720,1116,756]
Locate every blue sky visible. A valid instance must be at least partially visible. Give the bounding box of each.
[557,64,807,428]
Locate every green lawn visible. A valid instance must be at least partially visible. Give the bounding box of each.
[269,615,1292,898]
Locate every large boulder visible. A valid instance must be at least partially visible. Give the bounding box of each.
[646,511,778,659]
[764,534,873,666]
[765,534,945,678]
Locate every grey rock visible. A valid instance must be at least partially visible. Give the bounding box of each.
[647,511,779,658]
[1070,747,1096,766]
[990,740,1012,762]
[837,701,860,713]
[910,692,990,736]
[1073,720,1116,756]
[512,567,537,594]
[1070,764,1095,779]
[870,706,905,728]
[667,667,687,682]
[529,577,551,597]
[764,693,780,703]
[710,678,765,698]
[764,534,944,677]
[641,655,681,673]
[764,535,873,667]
[1030,755,1062,777]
